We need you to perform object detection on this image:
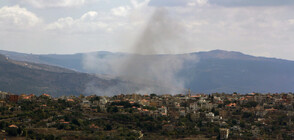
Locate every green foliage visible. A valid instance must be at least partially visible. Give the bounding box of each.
[97,105,101,112]
[6,127,19,136]
[0,121,8,129]
[240,121,245,128]
[242,112,253,119]
[72,119,80,126]
[112,114,133,122]
[104,124,112,131]
[19,101,34,111]
[224,100,231,105]
[27,130,56,140]
[231,119,237,125]
[142,106,156,111]
[137,121,161,132]
[90,96,100,102]
[150,93,157,97]
[243,101,258,108]
[107,106,119,113]
[111,101,139,108]
[211,108,219,116]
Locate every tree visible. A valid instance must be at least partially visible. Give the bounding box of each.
[243,101,258,108]
[242,112,253,119]
[72,119,80,126]
[150,93,157,97]
[104,124,112,131]
[7,127,18,136]
[107,106,118,113]
[113,107,119,113]
[231,119,237,125]
[90,96,100,102]
[79,94,85,99]
[240,121,245,128]
[0,121,8,129]
[97,106,101,112]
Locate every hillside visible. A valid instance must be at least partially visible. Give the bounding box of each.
[1,50,294,93]
[0,54,118,96]
[181,50,294,93]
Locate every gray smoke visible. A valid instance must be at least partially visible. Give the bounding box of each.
[83,8,198,95]
[132,8,181,54]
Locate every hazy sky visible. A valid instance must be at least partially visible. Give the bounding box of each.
[1,0,294,60]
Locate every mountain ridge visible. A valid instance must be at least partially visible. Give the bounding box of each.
[1,49,294,94]
[0,54,119,96]
[1,49,292,62]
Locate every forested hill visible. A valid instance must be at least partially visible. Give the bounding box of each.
[0,54,117,96]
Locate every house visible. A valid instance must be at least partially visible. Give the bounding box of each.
[226,103,237,107]
[190,112,200,122]
[139,99,150,106]
[90,124,99,129]
[251,126,260,137]
[8,95,19,102]
[67,99,74,102]
[81,99,91,108]
[0,101,6,107]
[158,106,167,114]
[200,102,213,110]
[150,111,160,118]
[100,97,108,105]
[206,112,215,121]
[20,94,35,100]
[231,125,241,132]
[46,122,56,127]
[162,124,174,132]
[214,96,222,102]
[219,128,229,139]
[179,109,186,116]
[0,91,8,99]
[9,125,18,128]
[190,102,199,111]
[219,110,229,119]
[42,93,51,98]
[99,104,107,112]
[256,111,266,117]
[149,101,158,107]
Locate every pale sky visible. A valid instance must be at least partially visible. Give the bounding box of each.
[1,0,294,60]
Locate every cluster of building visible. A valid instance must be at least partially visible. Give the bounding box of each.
[108,92,294,139]
[1,90,294,139]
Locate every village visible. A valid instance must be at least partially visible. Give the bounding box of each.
[0,91,294,139]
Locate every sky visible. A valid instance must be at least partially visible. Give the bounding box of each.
[0,0,294,60]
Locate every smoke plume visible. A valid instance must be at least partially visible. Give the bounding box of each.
[83,8,198,95]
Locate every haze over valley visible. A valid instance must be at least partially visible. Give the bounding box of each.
[1,49,294,96]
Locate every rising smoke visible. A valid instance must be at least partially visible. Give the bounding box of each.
[83,8,198,95]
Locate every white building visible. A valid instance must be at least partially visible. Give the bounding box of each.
[220,128,229,139]
[0,91,8,99]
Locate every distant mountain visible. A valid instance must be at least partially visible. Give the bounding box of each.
[0,54,119,96]
[1,50,294,94]
[182,50,294,93]
[0,50,86,72]
[0,50,120,72]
